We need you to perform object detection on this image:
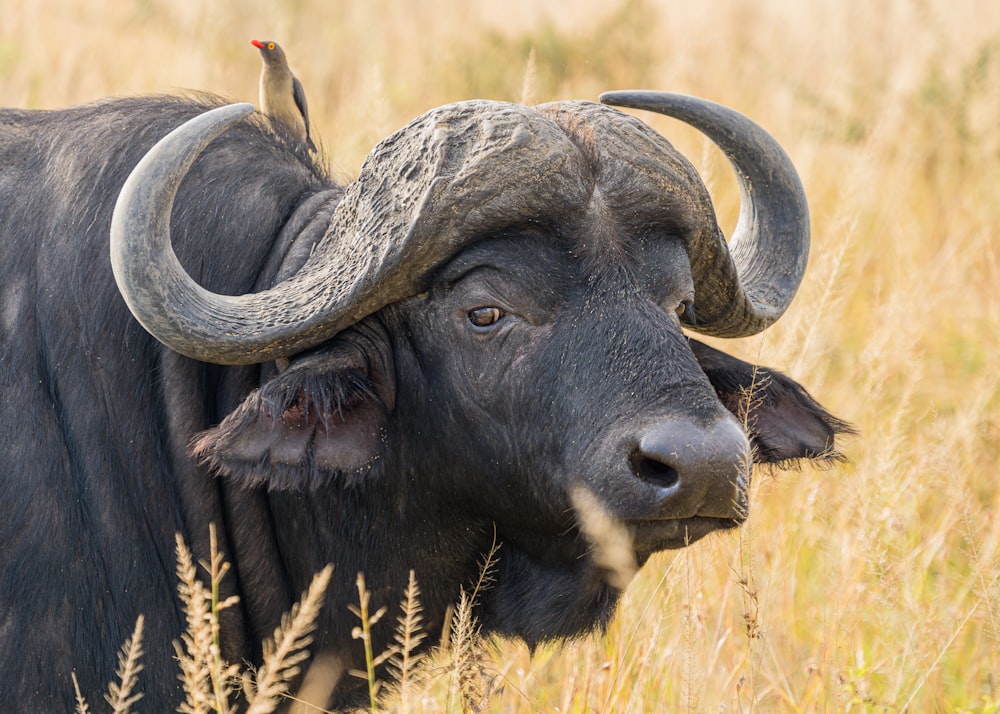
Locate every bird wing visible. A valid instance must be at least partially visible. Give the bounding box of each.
[291,75,316,150]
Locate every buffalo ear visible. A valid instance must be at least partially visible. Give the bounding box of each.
[191,346,391,490]
[689,339,854,465]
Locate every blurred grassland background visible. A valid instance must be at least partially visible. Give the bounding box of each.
[3,0,999,710]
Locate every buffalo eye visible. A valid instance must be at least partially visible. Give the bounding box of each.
[467,306,505,329]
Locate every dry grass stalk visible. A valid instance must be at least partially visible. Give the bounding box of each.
[281,652,345,714]
[174,527,241,714]
[958,496,1000,647]
[447,540,501,714]
[448,589,493,714]
[679,545,698,714]
[731,360,767,708]
[104,615,145,714]
[244,564,333,714]
[570,485,638,591]
[602,554,684,712]
[72,672,92,714]
[518,46,537,106]
[72,528,333,713]
[471,537,500,604]
[348,572,396,711]
[387,569,428,712]
[71,615,145,714]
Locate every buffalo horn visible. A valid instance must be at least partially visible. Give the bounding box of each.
[599,91,810,337]
[111,100,584,364]
[110,103,427,365]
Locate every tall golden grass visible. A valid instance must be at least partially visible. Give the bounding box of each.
[5,0,999,709]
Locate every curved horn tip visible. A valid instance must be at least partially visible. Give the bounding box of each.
[600,90,688,109]
[185,102,257,130]
[210,101,256,117]
[599,90,728,119]
[598,89,811,338]
[116,102,256,197]
[600,89,655,104]
[148,103,257,153]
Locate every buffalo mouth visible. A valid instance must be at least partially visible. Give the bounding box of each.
[477,514,742,646]
[628,515,745,557]
[568,466,748,573]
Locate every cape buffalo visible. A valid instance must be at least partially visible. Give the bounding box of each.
[0,89,849,710]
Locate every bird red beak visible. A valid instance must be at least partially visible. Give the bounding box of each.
[250,40,265,49]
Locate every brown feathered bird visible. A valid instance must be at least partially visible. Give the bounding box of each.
[250,39,315,151]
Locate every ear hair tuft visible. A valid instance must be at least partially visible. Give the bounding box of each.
[190,367,387,491]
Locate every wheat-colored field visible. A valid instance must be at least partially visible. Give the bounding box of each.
[4,0,999,711]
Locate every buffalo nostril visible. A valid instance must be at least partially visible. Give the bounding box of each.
[629,451,680,490]
[630,417,750,519]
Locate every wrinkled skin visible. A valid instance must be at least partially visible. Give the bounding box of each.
[198,230,847,697]
[0,95,848,711]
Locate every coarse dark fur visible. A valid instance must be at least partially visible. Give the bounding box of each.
[0,94,850,711]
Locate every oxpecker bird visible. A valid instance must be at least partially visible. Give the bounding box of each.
[251,39,315,151]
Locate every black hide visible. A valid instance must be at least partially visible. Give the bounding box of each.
[0,95,849,711]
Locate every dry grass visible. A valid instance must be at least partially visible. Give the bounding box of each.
[73,528,335,714]
[71,532,504,713]
[16,0,999,709]
[73,617,145,714]
[246,564,333,713]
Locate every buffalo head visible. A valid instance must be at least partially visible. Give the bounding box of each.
[108,92,845,656]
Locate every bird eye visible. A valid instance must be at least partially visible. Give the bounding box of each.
[267,42,275,50]
[467,307,505,329]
